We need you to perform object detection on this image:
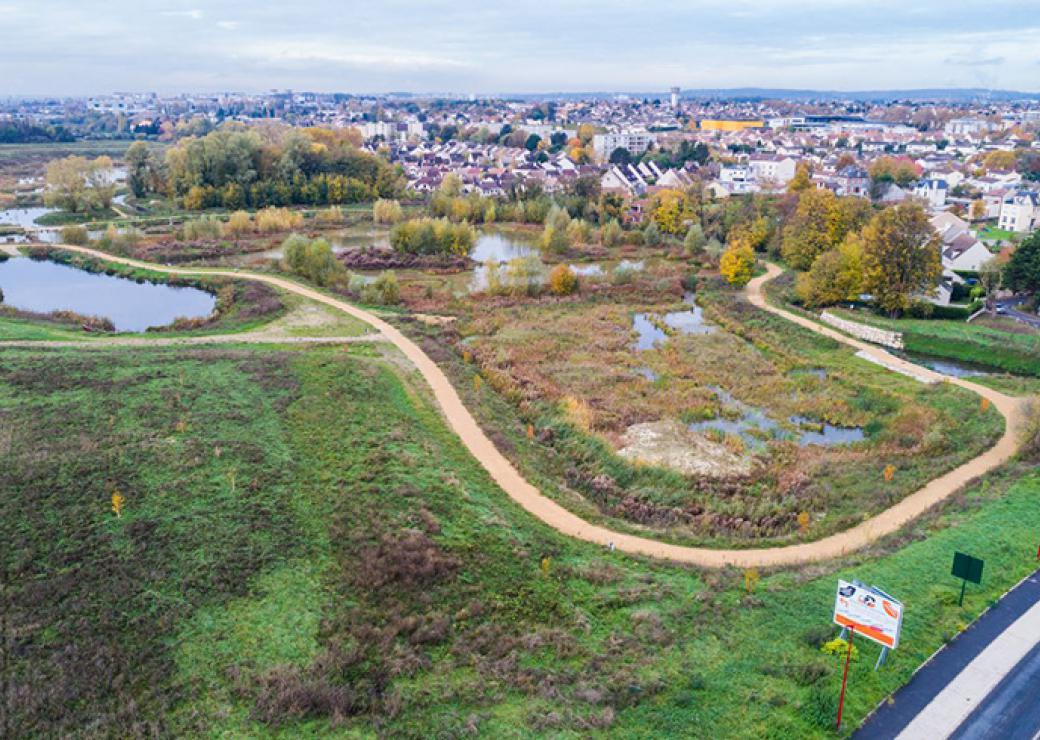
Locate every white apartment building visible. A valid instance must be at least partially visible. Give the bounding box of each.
[998,191,1040,233]
[592,130,656,160]
[943,118,992,137]
[748,154,797,185]
[358,121,424,142]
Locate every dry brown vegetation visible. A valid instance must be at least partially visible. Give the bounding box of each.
[403,271,1003,544]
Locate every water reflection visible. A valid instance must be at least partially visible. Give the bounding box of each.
[902,352,993,378]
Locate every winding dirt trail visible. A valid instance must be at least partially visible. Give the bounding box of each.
[14,247,1025,568]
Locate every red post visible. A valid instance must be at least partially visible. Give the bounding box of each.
[837,626,855,731]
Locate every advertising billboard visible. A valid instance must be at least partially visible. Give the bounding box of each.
[833,580,903,649]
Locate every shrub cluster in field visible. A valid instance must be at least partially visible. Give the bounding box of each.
[372,198,404,225]
[281,234,346,287]
[389,217,475,256]
[278,234,400,304]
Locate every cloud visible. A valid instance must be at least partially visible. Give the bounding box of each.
[233,40,470,70]
[3,0,1040,94]
[944,53,1005,66]
[161,9,203,20]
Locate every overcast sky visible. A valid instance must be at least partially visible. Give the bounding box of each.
[4,1,1040,96]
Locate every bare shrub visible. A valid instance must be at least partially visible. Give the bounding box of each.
[253,666,364,725]
[356,530,460,590]
[1020,397,1040,460]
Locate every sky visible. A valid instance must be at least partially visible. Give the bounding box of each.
[4,1,1040,96]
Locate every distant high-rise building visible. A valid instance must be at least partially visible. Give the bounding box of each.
[670,87,680,109]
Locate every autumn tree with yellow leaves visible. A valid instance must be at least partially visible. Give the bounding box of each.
[780,189,871,270]
[860,202,942,316]
[795,233,865,308]
[719,240,756,287]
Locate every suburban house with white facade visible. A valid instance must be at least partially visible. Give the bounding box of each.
[913,178,948,209]
[747,154,797,186]
[930,212,994,273]
[998,190,1040,233]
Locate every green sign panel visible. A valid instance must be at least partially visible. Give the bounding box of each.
[952,552,984,585]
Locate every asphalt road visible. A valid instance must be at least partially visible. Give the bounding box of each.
[949,640,1040,740]
[856,568,1040,739]
[996,298,1040,329]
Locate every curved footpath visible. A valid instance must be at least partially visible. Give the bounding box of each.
[17,247,1026,568]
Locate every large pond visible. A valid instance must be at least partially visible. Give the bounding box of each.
[0,258,217,332]
[0,206,57,229]
[469,232,538,264]
[469,232,540,292]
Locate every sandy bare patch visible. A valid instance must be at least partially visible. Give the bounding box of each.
[414,313,457,327]
[618,419,751,478]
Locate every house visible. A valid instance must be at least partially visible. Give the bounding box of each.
[942,232,993,272]
[748,154,797,186]
[656,168,694,189]
[906,141,939,156]
[930,211,972,243]
[981,188,1008,220]
[712,163,759,196]
[833,166,870,198]
[998,191,1040,233]
[929,211,993,272]
[877,182,909,203]
[931,169,965,189]
[600,164,647,197]
[913,179,948,209]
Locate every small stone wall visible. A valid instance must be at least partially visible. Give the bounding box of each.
[820,311,904,350]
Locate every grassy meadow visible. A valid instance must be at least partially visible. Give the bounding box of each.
[3,342,1036,737]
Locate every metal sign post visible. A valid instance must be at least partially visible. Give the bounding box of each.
[951,552,984,607]
[836,626,855,731]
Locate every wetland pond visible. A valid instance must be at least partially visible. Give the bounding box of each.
[0,257,216,332]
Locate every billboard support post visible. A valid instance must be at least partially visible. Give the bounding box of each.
[958,578,967,607]
[836,625,854,731]
[875,646,889,671]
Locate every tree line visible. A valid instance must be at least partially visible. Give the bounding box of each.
[0,121,75,144]
[125,126,405,209]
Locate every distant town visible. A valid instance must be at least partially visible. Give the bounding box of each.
[4,88,1040,306]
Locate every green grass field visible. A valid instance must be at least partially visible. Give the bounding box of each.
[0,314,97,341]
[2,343,1038,737]
[829,308,1040,377]
[976,226,1021,243]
